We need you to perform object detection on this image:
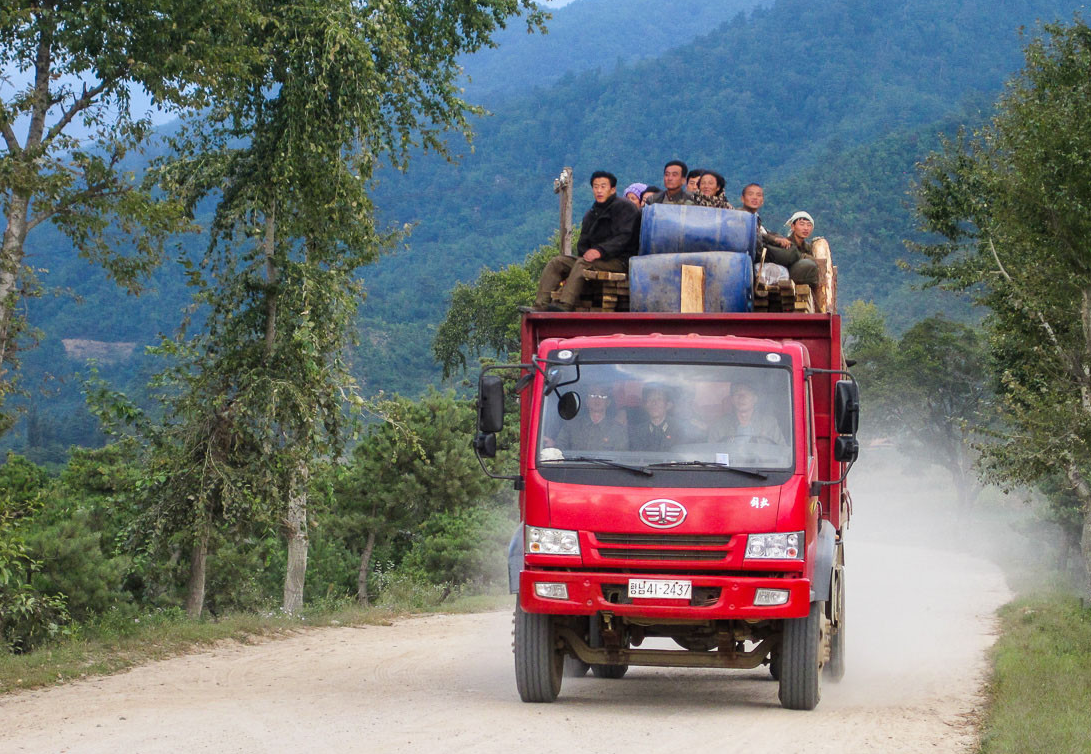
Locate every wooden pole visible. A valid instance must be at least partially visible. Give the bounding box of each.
[554,166,574,256]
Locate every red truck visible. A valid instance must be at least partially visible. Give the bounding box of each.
[474,310,859,710]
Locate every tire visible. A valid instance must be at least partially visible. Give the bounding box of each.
[514,603,563,702]
[778,600,824,710]
[768,649,781,681]
[564,656,591,677]
[591,663,628,679]
[825,568,846,682]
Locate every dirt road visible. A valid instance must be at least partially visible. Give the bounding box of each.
[1,533,1008,754]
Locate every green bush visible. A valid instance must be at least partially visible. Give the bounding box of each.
[402,506,514,591]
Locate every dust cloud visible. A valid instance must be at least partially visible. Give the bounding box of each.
[822,454,1013,709]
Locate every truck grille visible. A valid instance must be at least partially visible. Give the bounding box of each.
[598,549,725,561]
[592,532,731,562]
[594,533,731,546]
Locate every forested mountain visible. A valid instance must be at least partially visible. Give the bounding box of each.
[5,0,1083,459]
[460,0,767,104]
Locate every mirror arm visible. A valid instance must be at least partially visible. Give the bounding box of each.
[810,457,856,498]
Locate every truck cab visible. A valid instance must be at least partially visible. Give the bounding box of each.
[476,312,859,710]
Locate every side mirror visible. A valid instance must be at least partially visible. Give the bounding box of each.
[833,436,859,463]
[478,374,505,434]
[473,431,497,459]
[833,380,860,435]
[557,391,580,421]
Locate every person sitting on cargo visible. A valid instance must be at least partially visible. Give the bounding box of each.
[531,170,640,312]
[710,381,787,447]
[639,185,661,207]
[763,211,820,288]
[623,182,648,208]
[693,171,734,209]
[644,161,696,205]
[555,384,628,452]
[686,168,704,193]
[739,183,790,252]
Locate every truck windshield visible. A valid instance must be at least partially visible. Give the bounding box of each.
[537,362,793,472]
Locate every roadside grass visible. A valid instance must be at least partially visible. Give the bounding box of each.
[0,591,511,695]
[979,591,1091,754]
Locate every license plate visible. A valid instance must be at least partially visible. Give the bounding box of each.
[627,579,692,600]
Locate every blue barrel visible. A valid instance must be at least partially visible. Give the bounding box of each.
[629,251,753,313]
[639,204,758,257]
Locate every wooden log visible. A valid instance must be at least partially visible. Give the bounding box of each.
[680,264,705,313]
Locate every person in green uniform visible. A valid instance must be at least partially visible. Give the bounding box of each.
[764,210,820,288]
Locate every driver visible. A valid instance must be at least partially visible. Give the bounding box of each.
[555,384,628,451]
[710,380,787,446]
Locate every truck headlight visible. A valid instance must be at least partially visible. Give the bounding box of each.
[525,526,580,555]
[745,531,803,559]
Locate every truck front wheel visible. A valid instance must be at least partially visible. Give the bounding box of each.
[778,600,826,710]
[514,603,563,702]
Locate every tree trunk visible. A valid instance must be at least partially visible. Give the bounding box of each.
[1063,463,1091,601]
[184,522,211,619]
[282,464,310,613]
[356,530,377,607]
[263,205,277,358]
[0,193,31,374]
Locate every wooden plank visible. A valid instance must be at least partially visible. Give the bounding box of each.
[680,264,705,313]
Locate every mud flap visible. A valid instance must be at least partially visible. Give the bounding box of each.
[810,521,836,602]
[508,526,522,594]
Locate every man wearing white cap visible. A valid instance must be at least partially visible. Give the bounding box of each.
[765,211,820,287]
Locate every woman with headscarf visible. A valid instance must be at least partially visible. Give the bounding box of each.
[622,182,648,208]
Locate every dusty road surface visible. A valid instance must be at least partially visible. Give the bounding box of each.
[2,537,1008,754]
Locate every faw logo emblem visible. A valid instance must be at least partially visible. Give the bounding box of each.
[639,499,687,529]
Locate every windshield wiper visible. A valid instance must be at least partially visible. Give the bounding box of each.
[645,461,769,480]
[543,455,654,477]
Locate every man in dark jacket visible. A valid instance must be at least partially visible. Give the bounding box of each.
[532,171,640,312]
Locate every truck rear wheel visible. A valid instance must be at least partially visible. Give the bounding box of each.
[778,601,825,710]
[591,663,628,679]
[825,569,846,682]
[514,603,563,702]
[564,656,591,677]
[768,649,781,680]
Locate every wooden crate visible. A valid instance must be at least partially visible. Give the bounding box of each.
[552,270,630,312]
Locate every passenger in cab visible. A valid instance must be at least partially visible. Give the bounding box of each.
[531,171,639,312]
[710,380,786,447]
[629,384,706,451]
[693,171,734,209]
[555,384,628,452]
[623,182,648,208]
[644,161,696,206]
[765,211,820,288]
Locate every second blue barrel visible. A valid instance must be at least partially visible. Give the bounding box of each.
[639,204,758,257]
[628,251,753,313]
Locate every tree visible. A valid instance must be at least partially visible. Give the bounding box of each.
[914,17,1091,593]
[157,0,544,614]
[330,390,505,605]
[0,0,256,395]
[845,304,993,510]
[433,237,561,378]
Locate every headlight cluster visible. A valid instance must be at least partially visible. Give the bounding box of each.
[745,531,803,559]
[525,526,580,555]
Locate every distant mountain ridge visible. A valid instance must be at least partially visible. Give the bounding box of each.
[460,0,769,104]
[5,0,1084,458]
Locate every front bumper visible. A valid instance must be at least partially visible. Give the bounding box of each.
[519,568,811,620]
